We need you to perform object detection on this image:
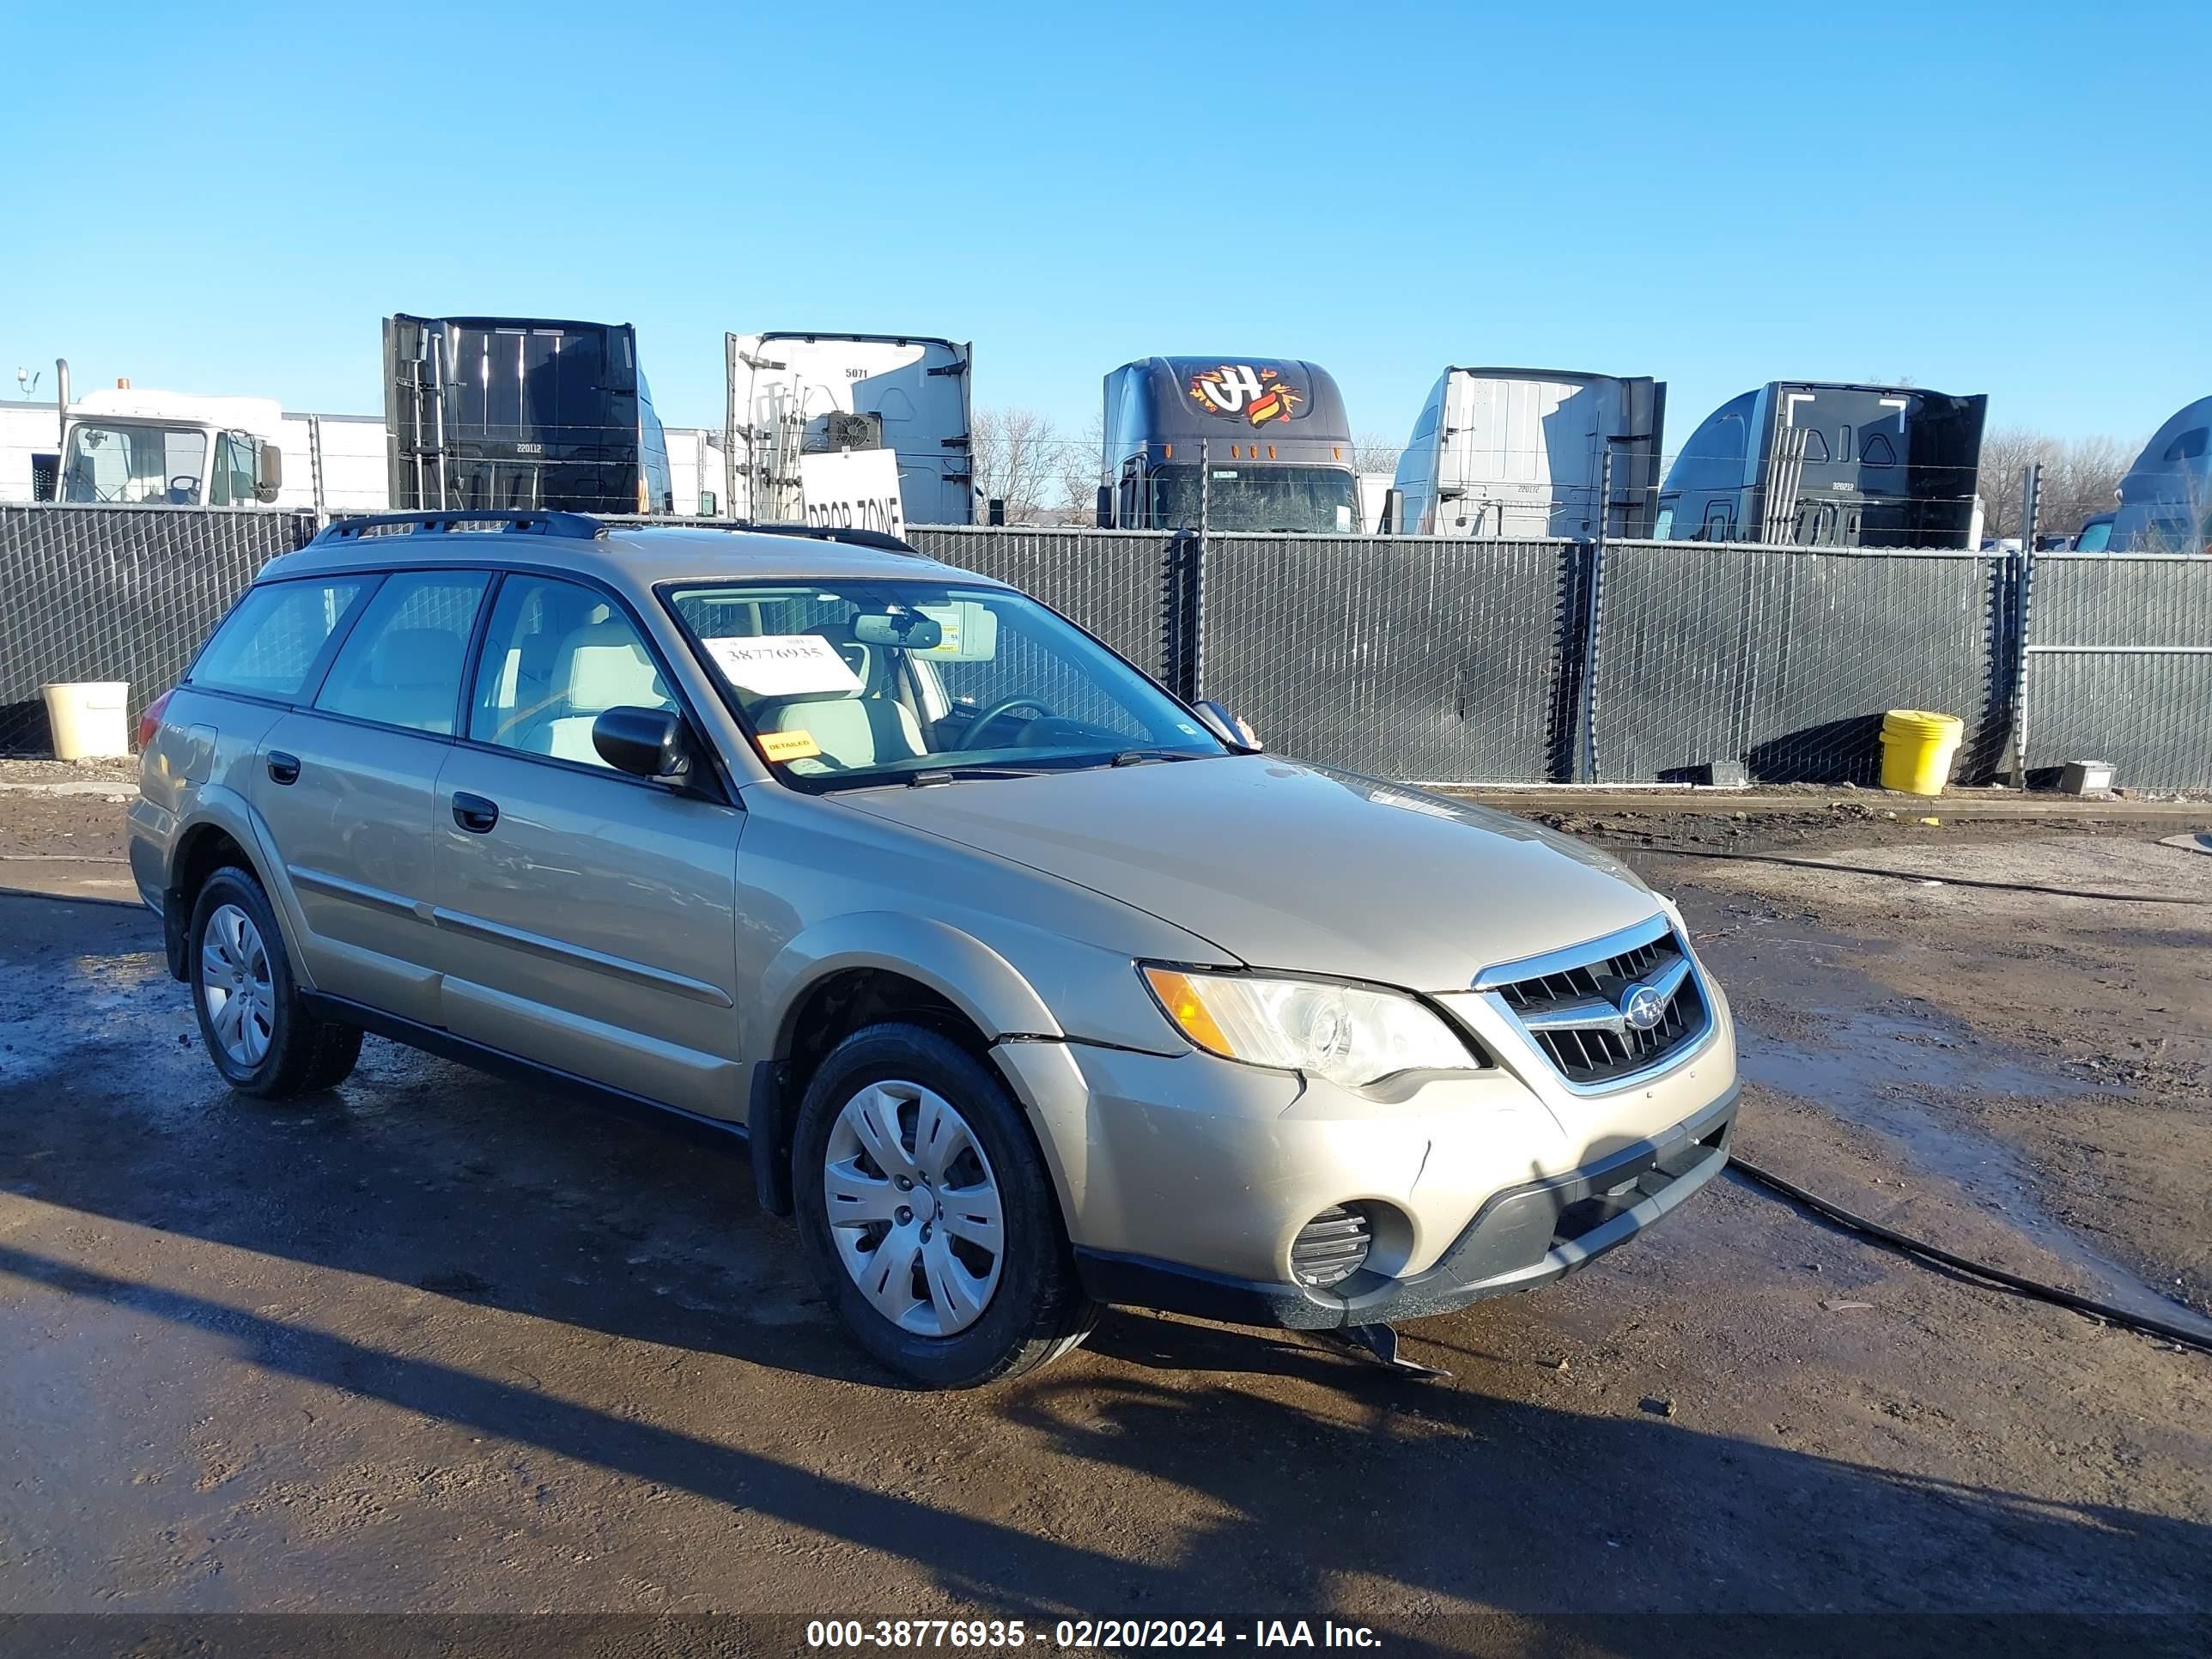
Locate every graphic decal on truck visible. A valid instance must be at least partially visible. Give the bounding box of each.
[1187,364,1304,427]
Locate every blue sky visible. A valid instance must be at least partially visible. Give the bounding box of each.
[8,0,2208,461]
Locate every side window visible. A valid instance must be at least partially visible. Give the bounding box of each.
[313,570,489,734]
[190,578,373,701]
[470,575,676,767]
[209,434,255,507]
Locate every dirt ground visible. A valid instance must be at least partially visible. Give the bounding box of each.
[2,775,2209,1651]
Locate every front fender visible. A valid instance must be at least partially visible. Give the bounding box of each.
[759,910,1066,1056]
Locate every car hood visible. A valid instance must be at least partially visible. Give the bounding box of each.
[838,756,1664,992]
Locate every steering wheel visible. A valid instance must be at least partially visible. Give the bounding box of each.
[964,696,1053,746]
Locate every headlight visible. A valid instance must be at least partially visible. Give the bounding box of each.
[1140,965,1482,1089]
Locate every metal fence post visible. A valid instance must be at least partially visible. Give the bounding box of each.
[1187,439,1210,702]
[1577,447,1613,782]
[2008,461,2043,787]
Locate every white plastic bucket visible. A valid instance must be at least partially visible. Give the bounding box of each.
[41,681,131,760]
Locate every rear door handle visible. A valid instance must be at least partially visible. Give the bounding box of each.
[266,751,301,786]
[451,793,500,834]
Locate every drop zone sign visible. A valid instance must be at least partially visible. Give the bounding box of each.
[799,448,906,538]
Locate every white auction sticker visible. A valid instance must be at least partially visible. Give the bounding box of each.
[701,635,860,699]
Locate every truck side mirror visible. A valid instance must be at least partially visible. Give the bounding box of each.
[1096,484,1112,529]
[255,445,283,501]
[1381,488,1403,536]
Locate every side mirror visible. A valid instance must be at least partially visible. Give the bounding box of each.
[592,705,696,781]
[256,444,283,501]
[987,497,1006,526]
[1380,488,1403,536]
[1194,698,1260,751]
[1096,484,1112,529]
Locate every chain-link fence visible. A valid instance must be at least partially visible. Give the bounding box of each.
[0,505,314,752]
[1202,536,1583,781]
[1590,541,2014,785]
[2021,553,2212,790]
[6,503,2212,793]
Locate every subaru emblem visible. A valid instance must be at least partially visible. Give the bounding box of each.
[1620,982,1668,1031]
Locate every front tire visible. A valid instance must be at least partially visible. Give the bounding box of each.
[188,866,362,1098]
[793,1022,1095,1388]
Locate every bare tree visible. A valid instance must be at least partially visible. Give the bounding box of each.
[1976,427,2136,543]
[1054,413,1107,524]
[1352,431,1402,475]
[969,406,1063,524]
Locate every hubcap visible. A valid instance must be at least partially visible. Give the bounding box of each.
[200,903,274,1068]
[823,1079,1005,1337]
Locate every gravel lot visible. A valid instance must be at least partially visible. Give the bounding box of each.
[2,778,2209,1651]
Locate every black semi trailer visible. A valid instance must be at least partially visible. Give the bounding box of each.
[1657,381,1987,548]
[385,315,674,516]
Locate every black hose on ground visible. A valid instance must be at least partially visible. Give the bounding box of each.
[1728,1154,2212,1356]
[1632,843,2212,906]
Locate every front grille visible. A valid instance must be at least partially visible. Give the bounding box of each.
[1490,927,1707,1089]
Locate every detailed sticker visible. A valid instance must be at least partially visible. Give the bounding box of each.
[702,635,860,699]
[1186,362,1304,427]
[758,729,822,762]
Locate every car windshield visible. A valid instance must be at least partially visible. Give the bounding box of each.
[665,578,1228,789]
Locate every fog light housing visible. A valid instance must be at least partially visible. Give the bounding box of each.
[1291,1206,1372,1288]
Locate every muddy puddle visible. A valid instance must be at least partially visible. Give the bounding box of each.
[1718,923,2212,1340]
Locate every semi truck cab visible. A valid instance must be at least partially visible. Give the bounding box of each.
[1098,357,1360,533]
[53,383,283,507]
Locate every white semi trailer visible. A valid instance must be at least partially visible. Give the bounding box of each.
[725,332,974,526]
[1389,367,1665,539]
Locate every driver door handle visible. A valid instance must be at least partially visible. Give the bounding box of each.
[266,751,301,786]
[451,793,500,834]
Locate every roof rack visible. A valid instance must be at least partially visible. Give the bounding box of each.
[730,522,924,557]
[310,510,605,545]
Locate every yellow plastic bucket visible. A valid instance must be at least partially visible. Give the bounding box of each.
[1878,708,1964,796]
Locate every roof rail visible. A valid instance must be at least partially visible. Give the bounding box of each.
[310,510,605,545]
[732,522,924,556]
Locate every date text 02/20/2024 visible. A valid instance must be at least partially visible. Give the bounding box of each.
[805,1619,1383,1649]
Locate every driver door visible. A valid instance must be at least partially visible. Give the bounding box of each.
[430,572,747,1115]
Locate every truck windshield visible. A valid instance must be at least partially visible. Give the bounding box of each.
[62,423,208,504]
[1146,463,1359,533]
[664,578,1226,791]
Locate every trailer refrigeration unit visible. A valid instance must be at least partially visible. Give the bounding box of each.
[1389,368,1664,538]
[1098,357,1360,533]
[725,332,975,526]
[1656,381,1987,548]
[384,315,673,516]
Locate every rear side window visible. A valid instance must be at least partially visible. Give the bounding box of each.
[314,570,491,734]
[190,579,372,701]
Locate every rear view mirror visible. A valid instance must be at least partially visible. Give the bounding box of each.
[256,444,283,501]
[1096,485,1112,529]
[852,612,945,650]
[592,705,695,781]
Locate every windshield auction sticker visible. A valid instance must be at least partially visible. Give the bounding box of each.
[703,635,862,699]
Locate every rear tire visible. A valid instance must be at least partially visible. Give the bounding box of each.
[188,866,362,1099]
[793,1022,1095,1388]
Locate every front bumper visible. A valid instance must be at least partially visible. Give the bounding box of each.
[1071,1084,1737,1330]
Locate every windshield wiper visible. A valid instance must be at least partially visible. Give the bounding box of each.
[1109,748,1206,766]
[905,763,1058,787]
